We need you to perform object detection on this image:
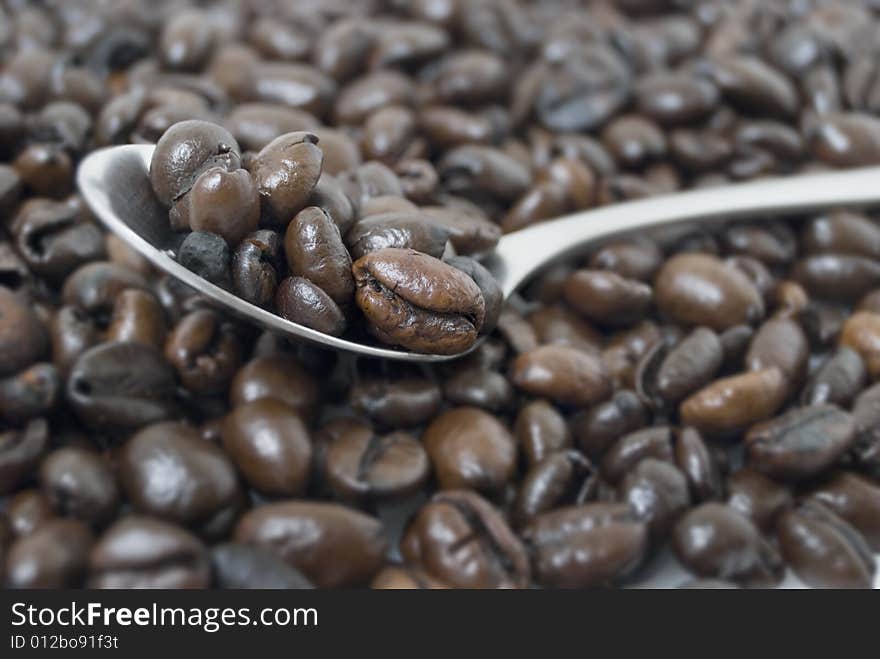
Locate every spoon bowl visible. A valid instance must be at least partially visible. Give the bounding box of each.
[78,143,880,362]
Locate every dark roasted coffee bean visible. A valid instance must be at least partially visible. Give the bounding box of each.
[349,375,441,428]
[778,501,875,589]
[709,56,797,118]
[571,390,647,460]
[620,458,690,539]
[514,451,596,526]
[251,131,322,226]
[511,345,610,408]
[120,422,242,533]
[745,316,809,395]
[0,419,49,496]
[515,399,572,467]
[655,253,764,330]
[601,426,674,485]
[39,448,118,527]
[346,212,449,261]
[802,348,866,406]
[224,103,320,152]
[636,72,719,126]
[186,168,260,247]
[275,276,347,336]
[0,363,59,424]
[286,206,353,305]
[67,342,178,433]
[563,270,652,327]
[809,472,880,550]
[402,490,530,589]
[726,467,792,533]
[444,256,502,334]
[637,327,723,407]
[353,248,485,354]
[325,429,428,502]
[6,489,53,538]
[230,354,318,422]
[680,368,787,438]
[673,502,783,585]
[62,262,150,320]
[177,231,230,286]
[222,399,312,497]
[438,145,530,203]
[165,310,241,394]
[423,406,516,494]
[0,286,48,377]
[840,311,880,379]
[49,306,98,376]
[674,427,722,502]
[231,230,282,308]
[442,367,513,412]
[810,112,880,167]
[802,212,880,260]
[89,516,210,589]
[746,405,856,482]
[523,503,648,588]
[211,542,312,589]
[793,255,880,302]
[234,501,386,588]
[4,519,93,588]
[105,289,166,350]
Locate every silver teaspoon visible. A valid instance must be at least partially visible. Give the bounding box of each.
[77,144,880,363]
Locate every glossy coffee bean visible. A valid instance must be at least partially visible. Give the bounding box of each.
[0,419,49,496]
[222,399,312,497]
[809,472,880,550]
[620,458,690,538]
[745,316,809,395]
[601,115,667,169]
[811,113,880,167]
[165,310,241,394]
[348,375,442,428]
[802,348,866,406]
[234,501,386,588]
[514,451,596,526]
[275,276,347,336]
[4,519,93,588]
[726,467,792,533]
[709,56,798,118]
[285,206,354,305]
[636,72,719,126]
[231,230,282,308]
[39,448,118,527]
[67,342,178,433]
[674,427,722,502]
[672,503,783,585]
[840,311,880,379]
[637,327,723,407]
[6,490,53,537]
[186,168,260,247]
[0,286,48,376]
[510,345,611,408]
[325,429,428,502]
[422,406,516,494]
[353,248,485,354]
[601,426,674,485]
[0,363,60,424]
[515,399,572,467]
[105,289,167,349]
[563,270,652,327]
[251,131,323,226]
[680,368,787,438]
[654,253,764,331]
[89,516,210,589]
[402,490,530,589]
[778,501,875,589]
[61,262,150,320]
[444,256,503,334]
[571,390,647,460]
[801,211,880,259]
[442,367,514,412]
[437,145,531,203]
[230,354,319,422]
[793,255,880,303]
[746,405,856,481]
[346,212,449,260]
[210,542,313,589]
[523,503,648,589]
[120,422,242,531]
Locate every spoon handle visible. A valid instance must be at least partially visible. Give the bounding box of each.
[491,165,880,298]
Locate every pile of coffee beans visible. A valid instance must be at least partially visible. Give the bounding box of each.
[1,0,879,589]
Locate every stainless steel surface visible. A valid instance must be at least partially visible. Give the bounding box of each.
[78,144,880,362]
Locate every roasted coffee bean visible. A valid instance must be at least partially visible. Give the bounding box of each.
[231,230,282,308]
[402,490,530,589]
[443,256,502,334]
[802,348,866,406]
[67,342,178,433]
[515,400,572,467]
[563,270,652,327]
[673,503,784,585]
[234,501,386,588]
[778,501,875,589]
[601,115,667,169]
[120,422,242,531]
[6,489,53,538]
[746,405,856,481]
[0,363,60,423]
[514,451,596,526]
[349,375,441,428]
[438,145,530,203]
[709,56,798,118]
[636,72,719,126]
[680,368,787,438]
[211,542,313,589]
[637,327,723,407]
[62,262,151,320]
[809,472,880,550]
[4,519,93,588]
[285,206,354,306]
[527,305,603,354]
[511,345,610,408]
[745,316,809,395]
[222,399,312,497]
[726,467,792,533]
[523,503,648,588]
[810,113,880,167]
[177,231,230,286]
[620,458,690,538]
[0,419,49,496]
[325,429,428,502]
[0,286,48,376]
[655,253,764,330]
[674,427,723,502]
[165,310,241,394]
[275,276,347,336]
[230,354,318,422]
[442,367,513,412]
[840,311,880,379]
[801,211,880,259]
[251,132,322,226]
[346,212,449,261]
[601,426,674,484]
[105,289,167,349]
[224,103,320,152]
[335,71,414,126]
[501,181,569,233]
[185,168,260,247]
[423,406,516,494]
[39,448,118,527]
[793,255,880,302]
[149,120,240,209]
[571,390,647,460]
[353,248,485,354]
[89,516,210,589]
